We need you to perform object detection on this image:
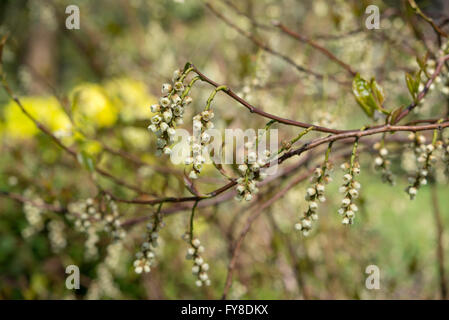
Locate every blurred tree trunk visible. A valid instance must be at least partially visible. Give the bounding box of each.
[25,6,57,94]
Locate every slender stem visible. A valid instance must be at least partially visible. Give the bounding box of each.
[274,22,356,76]
[407,0,447,38]
[316,141,334,184]
[277,126,314,155]
[205,85,228,111]
[182,75,201,98]
[155,202,163,217]
[256,120,277,150]
[189,200,200,241]
[432,119,445,145]
[180,67,194,82]
[350,138,359,169]
[324,141,334,163]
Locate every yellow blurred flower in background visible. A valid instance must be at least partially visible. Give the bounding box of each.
[105,78,156,122]
[1,78,156,145]
[71,83,118,129]
[2,96,71,139]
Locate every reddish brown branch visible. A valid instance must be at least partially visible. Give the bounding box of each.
[274,22,356,77]
[279,120,449,163]
[395,54,449,123]
[0,190,65,213]
[205,2,347,85]
[191,64,348,134]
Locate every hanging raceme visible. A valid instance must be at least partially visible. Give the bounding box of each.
[67,195,125,257]
[133,203,165,274]
[148,67,194,156]
[234,147,270,202]
[337,138,361,225]
[21,189,45,238]
[235,121,278,201]
[295,142,334,236]
[406,132,437,199]
[67,197,100,232]
[234,139,273,202]
[103,195,126,241]
[185,85,229,180]
[373,135,395,185]
[182,202,210,287]
[186,110,215,180]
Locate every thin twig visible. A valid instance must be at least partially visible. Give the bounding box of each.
[205,2,348,85]
[274,22,356,76]
[221,170,313,299]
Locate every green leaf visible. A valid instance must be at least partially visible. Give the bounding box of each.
[370,79,386,107]
[405,71,422,102]
[414,70,422,93]
[405,72,416,100]
[416,54,427,70]
[390,105,404,124]
[77,151,95,173]
[352,73,376,118]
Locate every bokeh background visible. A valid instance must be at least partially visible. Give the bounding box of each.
[0,0,449,299]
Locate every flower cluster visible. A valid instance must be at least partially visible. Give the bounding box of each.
[67,198,100,259]
[133,210,165,274]
[235,148,270,201]
[21,190,45,238]
[373,142,395,185]
[185,110,215,179]
[103,195,126,241]
[67,196,125,241]
[182,233,210,287]
[67,198,100,232]
[86,241,125,299]
[86,261,122,299]
[338,162,361,225]
[148,68,193,156]
[85,227,100,260]
[295,163,333,236]
[48,220,67,253]
[406,133,436,199]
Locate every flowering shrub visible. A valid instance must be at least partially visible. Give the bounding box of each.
[2,0,449,300]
